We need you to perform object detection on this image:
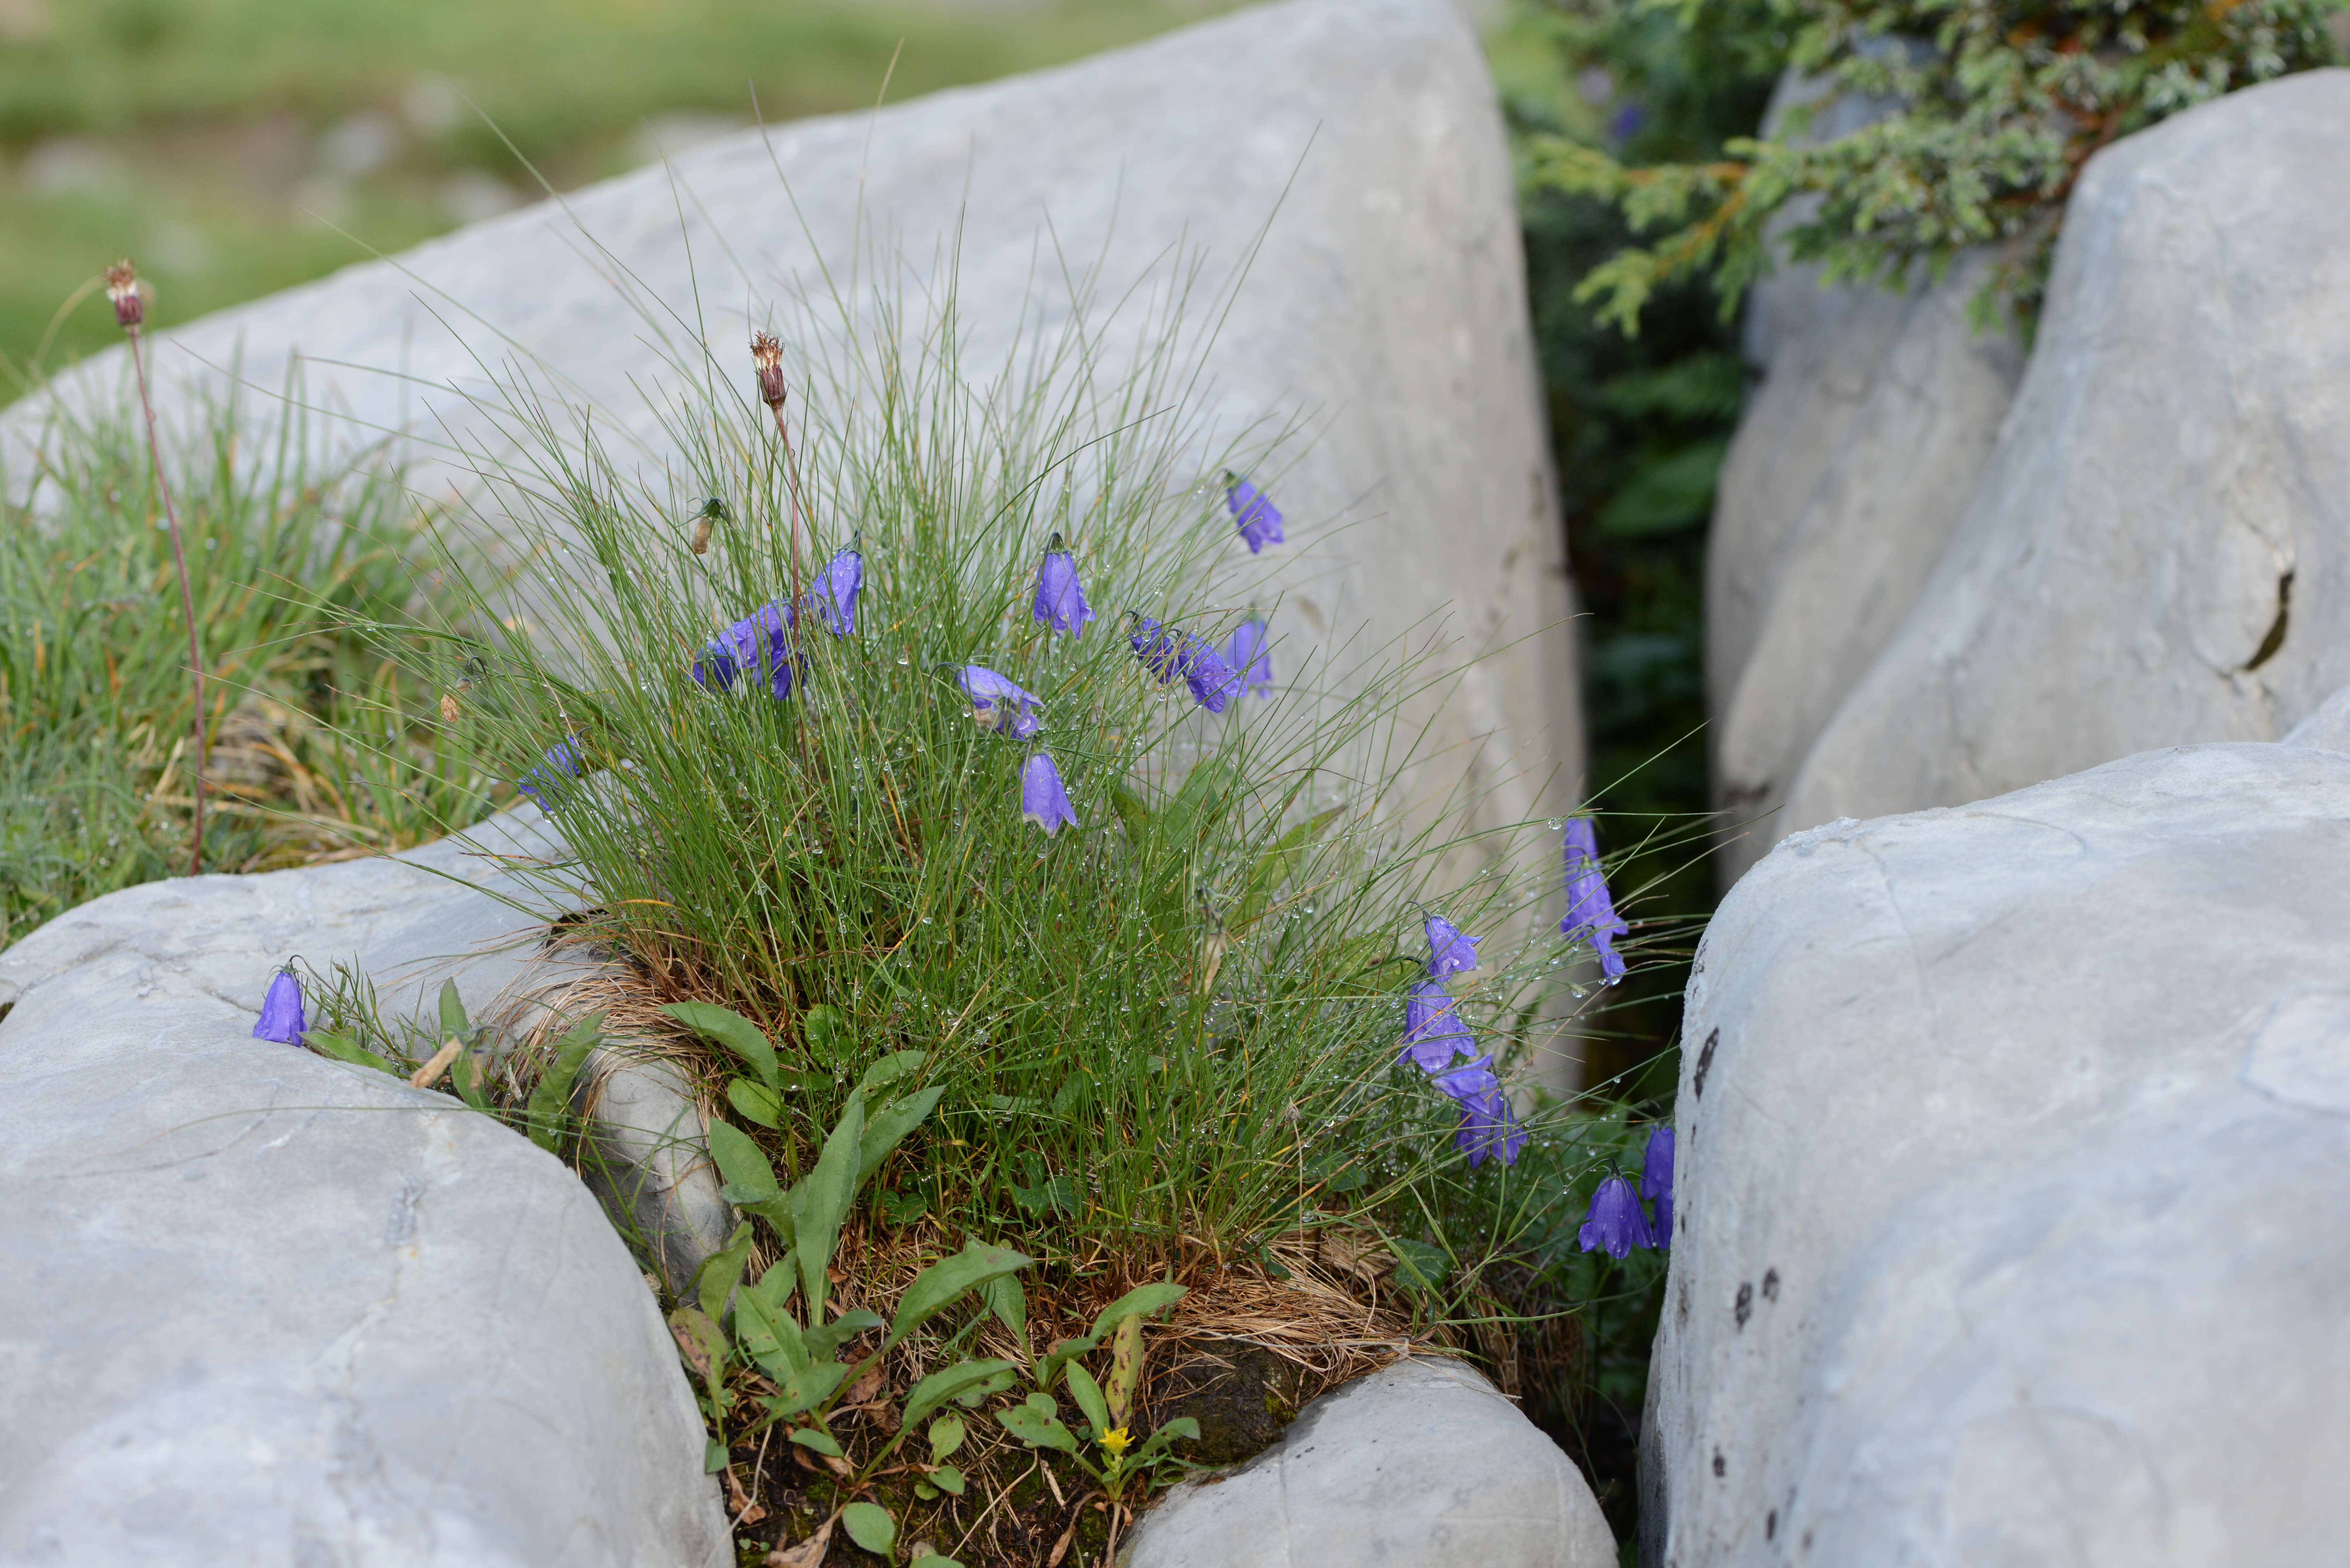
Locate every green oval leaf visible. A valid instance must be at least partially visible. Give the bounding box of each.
[839,1501,896,1555]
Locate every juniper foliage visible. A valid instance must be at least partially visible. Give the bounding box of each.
[1531,0,2347,331]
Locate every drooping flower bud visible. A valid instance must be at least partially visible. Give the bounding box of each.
[1562,817,1630,982]
[958,666,1043,734]
[1422,912,1479,976]
[1640,1126,1675,1244]
[693,602,799,700]
[812,545,863,635]
[1222,471,1285,553]
[1226,618,1273,698]
[105,259,145,331]
[1020,750,1079,836]
[1033,534,1095,637]
[1578,1175,1656,1256]
[1400,979,1475,1072]
[252,967,307,1044]
[516,737,588,812]
[751,331,787,409]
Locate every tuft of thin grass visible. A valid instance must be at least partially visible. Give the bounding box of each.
[0,374,497,946]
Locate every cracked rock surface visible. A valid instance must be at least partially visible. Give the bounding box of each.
[1779,70,2350,843]
[1644,742,2350,1566]
[0,811,727,1568]
[1124,1356,1614,1566]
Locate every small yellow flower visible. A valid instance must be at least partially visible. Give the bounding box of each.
[1099,1427,1132,1458]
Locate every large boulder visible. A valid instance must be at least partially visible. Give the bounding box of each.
[0,813,729,1566]
[1641,741,2350,1565]
[2,0,1581,1019]
[1127,1356,1616,1567]
[1703,66,2026,889]
[1706,242,2022,888]
[1779,69,2350,842]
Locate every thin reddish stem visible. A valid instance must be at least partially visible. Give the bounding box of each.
[771,400,807,611]
[128,328,207,877]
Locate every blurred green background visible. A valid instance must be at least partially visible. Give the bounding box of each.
[0,0,1243,376]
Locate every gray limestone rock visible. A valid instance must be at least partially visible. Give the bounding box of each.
[1707,250,2022,888]
[0,814,728,1566]
[1780,69,2350,840]
[1706,72,2025,891]
[1125,1356,1616,1567]
[1644,741,2350,1566]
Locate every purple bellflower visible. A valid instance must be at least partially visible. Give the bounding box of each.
[1562,818,1630,981]
[1400,980,1476,1072]
[1226,619,1273,699]
[959,666,1044,737]
[693,600,799,699]
[1020,750,1080,836]
[1578,1175,1656,1259]
[1429,1052,1499,1104]
[1127,615,1236,713]
[1454,1087,1528,1169]
[1423,913,1479,977]
[1223,472,1285,553]
[1641,1126,1675,1245]
[1033,534,1095,637]
[812,546,863,636]
[252,967,306,1044]
[517,737,585,812]
[1181,639,1238,714]
[1427,1052,1524,1169]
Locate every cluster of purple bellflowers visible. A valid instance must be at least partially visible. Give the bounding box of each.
[1399,818,1635,1171]
[517,480,1283,833]
[1578,1126,1674,1258]
[1398,914,1528,1167]
[331,470,1637,1187]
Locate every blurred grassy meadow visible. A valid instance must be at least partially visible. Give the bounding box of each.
[0,0,1242,378]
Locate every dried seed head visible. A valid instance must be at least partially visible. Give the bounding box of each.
[750,331,787,408]
[104,259,145,330]
[439,692,462,722]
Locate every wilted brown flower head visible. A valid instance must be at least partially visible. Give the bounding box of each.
[104,260,145,331]
[750,331,787,409]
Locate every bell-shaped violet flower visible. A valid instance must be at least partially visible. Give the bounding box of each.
[517,737,586,812]
[1400,980,1475,1072]
[1224,472,1285,553]
[959,666,1044,735]
[1020,750,1080,836]
[812,546,863,636]
[1562,817,1630,981]
[1454,1087,1528,1169]
[1578,1175,1656,1259]
[1226,619,1273,699]
[252,967,306,1044]
[1033,534,1095,637]
[1128,615,1182,685]
[1423,912,1479,976]
[1640,1125,1675,1245]
[1127,615,1236,713]
[693,600,798,700]
[1429,1052,1500,1104]
[1181,639,1239,714]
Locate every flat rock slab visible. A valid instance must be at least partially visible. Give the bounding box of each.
[1645,742,2350,1565]
[1125,1356,1615,1567]
[0,813,727,1568]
